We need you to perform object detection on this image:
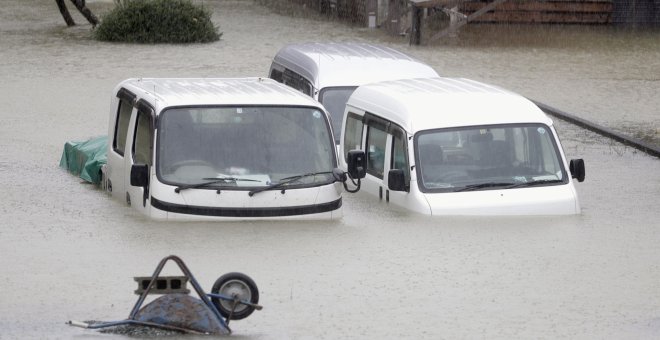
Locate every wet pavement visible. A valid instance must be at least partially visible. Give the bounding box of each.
[0,0,659,339]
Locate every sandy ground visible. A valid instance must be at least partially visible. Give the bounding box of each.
[0,1,659,339]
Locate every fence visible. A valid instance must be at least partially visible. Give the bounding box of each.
[261,0,659,35]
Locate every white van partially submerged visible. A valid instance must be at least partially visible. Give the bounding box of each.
[339,77,586,216]
[101,78,363,220]
[269,42,439,143]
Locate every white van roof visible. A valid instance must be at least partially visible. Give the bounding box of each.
[271,43,439,89]
[116,78,323,113]
[347,77,553,134]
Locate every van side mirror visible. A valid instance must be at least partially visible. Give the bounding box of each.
[130,164,149,187]
[569,159,585,182]
[388,169,407,192]
[347,150,366,179]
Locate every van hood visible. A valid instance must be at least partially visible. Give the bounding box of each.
[423,184,580,216]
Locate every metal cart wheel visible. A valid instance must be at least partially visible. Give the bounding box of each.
[211,272,259,320]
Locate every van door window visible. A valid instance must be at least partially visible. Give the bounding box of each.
[366,124,387,179]
[391,129,410,184]
[343,113,363,161]
[132,109,153,166]
[113,97,133,156]
[319,87,358,143]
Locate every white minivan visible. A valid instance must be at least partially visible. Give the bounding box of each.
[268,42,439,143]
[105,78,363,221]
[339,77,586,215]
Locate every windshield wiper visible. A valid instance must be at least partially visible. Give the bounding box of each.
[503,179,564,189]
[453,182,516,192]
[174,176,260,193]
[453,179,564,192]
[248,171,333,197]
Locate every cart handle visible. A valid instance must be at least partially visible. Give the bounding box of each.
[206,293,263,310]
[67,320,89,328]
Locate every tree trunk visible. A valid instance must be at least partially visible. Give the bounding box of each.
[55,0,76,26]
[69,0,99,26]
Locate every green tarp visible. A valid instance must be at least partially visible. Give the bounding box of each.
[59,135,108,184]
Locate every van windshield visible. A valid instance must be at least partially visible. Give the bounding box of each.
[319,86,357,144]
[414,124,568,193]
[157,106,336,189]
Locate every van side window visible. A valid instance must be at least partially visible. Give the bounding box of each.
[132,109,153,166]
[391,130,410,183]
[113,98,133,156]
[366,124,387,179]
[343,113,363,161]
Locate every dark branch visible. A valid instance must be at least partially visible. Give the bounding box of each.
[69,0,99,26]
[55,0,76,26]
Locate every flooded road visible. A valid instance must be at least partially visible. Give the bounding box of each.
[1,0,659,339]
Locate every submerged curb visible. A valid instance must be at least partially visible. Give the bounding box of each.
[533,100,660,159]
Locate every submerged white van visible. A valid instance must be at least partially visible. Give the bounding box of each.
[339,77,586,215]
[268,42,439,143]
[105,78,363,221]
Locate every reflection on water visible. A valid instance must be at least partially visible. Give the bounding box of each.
[0,0,659,338]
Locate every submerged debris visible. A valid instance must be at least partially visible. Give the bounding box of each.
[86,320,185,337]
[68,256,261,337]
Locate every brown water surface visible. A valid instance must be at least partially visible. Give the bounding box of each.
[1,1,659,339]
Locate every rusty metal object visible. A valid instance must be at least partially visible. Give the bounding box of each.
[134,294,228,334]
[67,255,261,335]
[127,255,227,331]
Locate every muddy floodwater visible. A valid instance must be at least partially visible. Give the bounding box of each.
[1,0,659,339]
